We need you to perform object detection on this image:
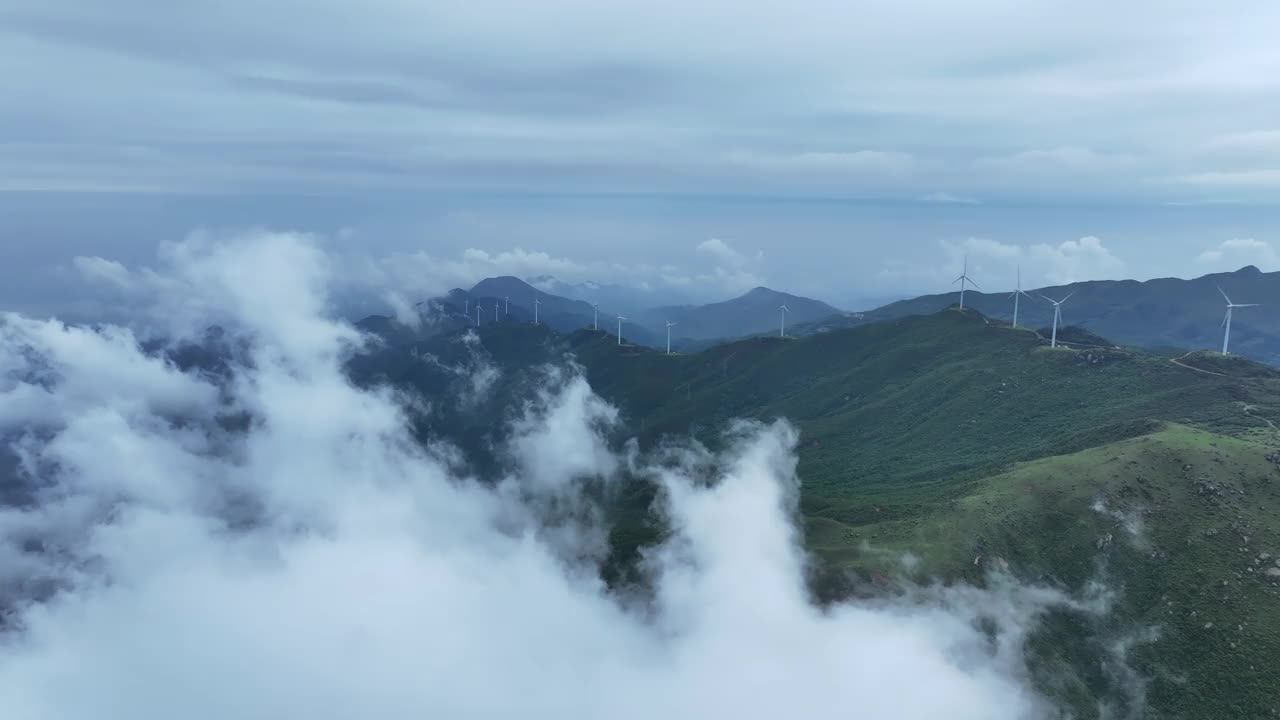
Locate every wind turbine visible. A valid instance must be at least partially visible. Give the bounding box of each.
[616,315,626,346]
[464,298,469,317]
[1010,266,1032,328]
[779,304,790,337]
[593,302,600,331]
[1218,286,1259,355]
[504,296,509,315]
[475,304,481,326]
[533,298,541,324]
[1038,291,1075,348]
[494,303,499,322]
[665,320,677,355]
[953,255,980,310]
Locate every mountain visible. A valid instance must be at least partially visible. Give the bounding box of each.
[353,310,1280,718]
[799,265,1280,365]
[469,276,595,320]
[639,286,843,341]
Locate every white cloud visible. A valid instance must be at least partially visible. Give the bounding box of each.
[1204,130,1280,155]
[1030,236,1126,285]
[1194,238,1280,271]
[0,232,1108,718]
[71,256,136,290]
[974,147,1135,176]
[727,150,914,178]
[942,237,1023,262]
[694,238,765,295]
[919,192,979,205]
[1165,169,1280,187]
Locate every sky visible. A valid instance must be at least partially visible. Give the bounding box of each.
[0,231,1142,718]
[3,0,1280,315]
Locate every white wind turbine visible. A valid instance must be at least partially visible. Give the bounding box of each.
[494,303,499,322]
[665,320,677,355]
[616,315,626,346]
[593,302,600,331]
[533,298,541,324]
[1218,286,1259,355]
[1010,266,1032,328]
[504,296,509,315]
[1038,291,1075,348]
[953,255,980,310]
[779,304,790,337]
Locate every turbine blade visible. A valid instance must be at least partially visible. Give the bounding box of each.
[953,275,964,284]
[967,278,981,290]
[1237,303,1260,308]
[1218,285,1232,304]
[1222,310,1229,327]
[1037,293,1055,303]
[1060,291,1075,303]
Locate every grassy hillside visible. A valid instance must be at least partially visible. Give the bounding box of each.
[795,265,1280,366]
[357,309,1280,717]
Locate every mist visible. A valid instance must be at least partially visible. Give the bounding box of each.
[1,231,1077,719]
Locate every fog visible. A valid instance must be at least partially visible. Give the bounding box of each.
[1,231,1080,718]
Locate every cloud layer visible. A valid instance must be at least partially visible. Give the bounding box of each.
[2,0,1279,204]
[0,231,1077,719]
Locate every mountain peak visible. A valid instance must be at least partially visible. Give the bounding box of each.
[1236,265,1263,275]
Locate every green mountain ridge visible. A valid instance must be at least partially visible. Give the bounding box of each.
[796,265,1280,366]
[355,309,1280,718]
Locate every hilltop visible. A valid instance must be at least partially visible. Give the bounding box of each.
[638,286,842,341]
[798,265,1280,365]
[355,308,1280,718]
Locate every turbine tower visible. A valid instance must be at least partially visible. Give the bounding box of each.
[1010,266,1032,328]
[475,304,481,326]
[533,298,541,325]
[953,255,980,310]
[1219,286,1259,355]
[1038,292,1075,348]
[779,304,790,337]
[593,302,600,331]
[464,298,469,317]
[504,296,509,315]
[494,303,499,322]
[665,320,677,355]
[616,315,626,346]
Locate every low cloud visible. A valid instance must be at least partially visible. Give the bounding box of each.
[1030,236,1126,285]
[1195,237,1280,272]
[0,231,1093,719]
[694,237,765,295]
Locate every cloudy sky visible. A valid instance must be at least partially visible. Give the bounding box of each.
[3,0,1280,314]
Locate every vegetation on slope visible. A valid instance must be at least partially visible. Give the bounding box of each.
[795,265,1280,366]
[354,308,1280,718]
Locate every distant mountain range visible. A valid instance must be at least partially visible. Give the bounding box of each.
[356,265,1280,365]
[797,265,1280,365]
[638,286,844,341]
